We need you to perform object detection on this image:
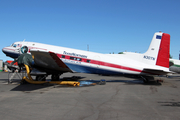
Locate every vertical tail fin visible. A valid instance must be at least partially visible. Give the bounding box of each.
[143,32,170,68]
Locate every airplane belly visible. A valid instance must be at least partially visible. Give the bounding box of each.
[63,60,141,75]
[4,51,20,58]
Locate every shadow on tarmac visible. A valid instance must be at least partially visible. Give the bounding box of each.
[106,79,162,86]
[0,75,162,92]
[9,81,161,92]
[11,84,54,91]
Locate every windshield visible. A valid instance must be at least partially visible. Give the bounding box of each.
[10,43,19,48]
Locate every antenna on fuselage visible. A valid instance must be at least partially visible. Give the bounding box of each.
[23,39,26,42]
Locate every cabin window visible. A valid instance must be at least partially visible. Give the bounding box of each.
[87,60,91,63]
[77,58,82,61]
[70,57,76,60]
[61,55,65,58]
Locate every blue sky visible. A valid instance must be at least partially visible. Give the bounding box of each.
[0,0,180,61]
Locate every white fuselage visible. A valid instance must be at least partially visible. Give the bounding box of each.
[2,39,169,75]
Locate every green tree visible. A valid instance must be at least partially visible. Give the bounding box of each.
[118,52,124,54]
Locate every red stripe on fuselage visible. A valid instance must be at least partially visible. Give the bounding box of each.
[56,53,143,73]
[3,48,16,51]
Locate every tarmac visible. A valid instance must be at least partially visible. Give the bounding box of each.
[0,72,180,120]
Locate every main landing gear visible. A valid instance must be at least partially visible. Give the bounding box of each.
[22,64,80,86]
[34,74,62,81]
[51,74,62,81]
[36,75,46,81]
[141,76,150,83]
[141,76,164,83]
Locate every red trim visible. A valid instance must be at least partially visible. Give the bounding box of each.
[156,33,170,68]
[56,53,143,73]
[3,48,15,51]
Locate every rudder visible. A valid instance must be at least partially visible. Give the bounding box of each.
[143,32,170,68]
[156,33,170,68]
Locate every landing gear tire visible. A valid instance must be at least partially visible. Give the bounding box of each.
[143,79,149,83]
[141,76,149,83]
[51,74,60,81]
[36,75,46,81]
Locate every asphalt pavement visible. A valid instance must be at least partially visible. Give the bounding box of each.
[0,72,180,120]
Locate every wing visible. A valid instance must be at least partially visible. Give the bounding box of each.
[31,50,72,73]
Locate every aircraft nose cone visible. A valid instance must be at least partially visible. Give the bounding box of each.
[2,47,11,57]
[2,47,7,54]
[2,47,10,57]
[2,47,20,58]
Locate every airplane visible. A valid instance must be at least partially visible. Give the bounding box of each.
[2,32,171,83]
[169,59,180,73]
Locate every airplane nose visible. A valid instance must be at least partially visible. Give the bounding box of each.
[2,47,20,58]
[2,47,7,54]
[2,47,12,57]
[2,47,10,56]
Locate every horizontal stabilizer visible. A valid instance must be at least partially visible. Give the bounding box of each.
[142,68,171,75]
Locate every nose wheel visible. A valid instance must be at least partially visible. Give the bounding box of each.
[141,76,150,83]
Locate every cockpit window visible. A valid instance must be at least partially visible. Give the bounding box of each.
[11,43,14,47]
[13,44,17,47]
[11,43,17,47]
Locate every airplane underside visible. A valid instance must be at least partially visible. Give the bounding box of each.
[3,51,20,59]
[33,61,157,83]
[64,62,138,76]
